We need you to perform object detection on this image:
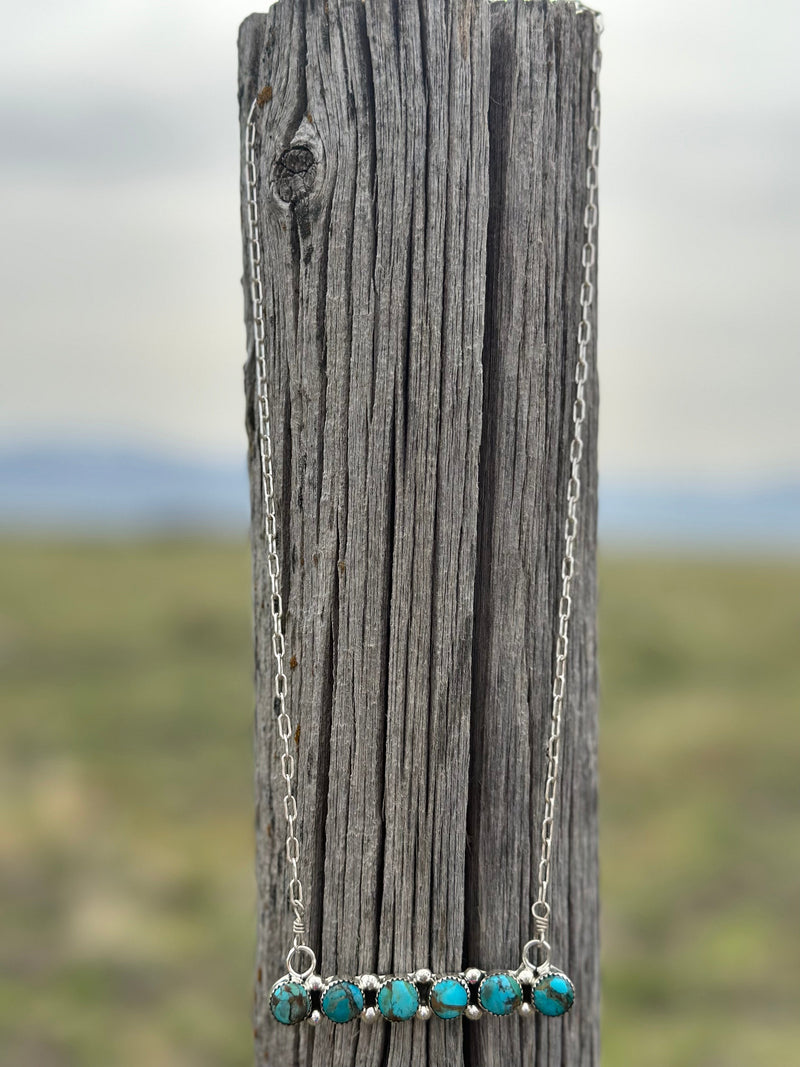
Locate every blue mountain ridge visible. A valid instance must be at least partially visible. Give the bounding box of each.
[0,444,797,549]
[0,445,250,532]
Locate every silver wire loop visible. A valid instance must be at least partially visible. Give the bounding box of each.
[286,945,317,982]
[531,900,551,937]
[522,939,552,975]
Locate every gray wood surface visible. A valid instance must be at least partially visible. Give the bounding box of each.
[238,2,599,1064]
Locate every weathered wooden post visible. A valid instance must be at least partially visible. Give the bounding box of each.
[239,1,599,1064]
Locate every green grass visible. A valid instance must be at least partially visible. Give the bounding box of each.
[599,556,800,1065]
[0,541,798,1065]
[0,541,256,1067]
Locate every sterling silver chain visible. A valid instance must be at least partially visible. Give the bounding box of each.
[245,113,311,976]
[532,6,602,951]
[244,2,601,988]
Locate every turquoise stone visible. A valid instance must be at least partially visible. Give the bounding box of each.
[478,972,522,1016]
[269,979,310,1025]
[430,977,469,1020]
[533,972,574,1017]
[321,980,364,1023]
[377,978,419,1022]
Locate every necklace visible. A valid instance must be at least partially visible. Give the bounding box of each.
[243,2,602,1030]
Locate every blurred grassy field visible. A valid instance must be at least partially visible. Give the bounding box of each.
[0,540,798,1066]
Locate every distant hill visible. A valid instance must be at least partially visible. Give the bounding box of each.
[0,444,797,550]
[598,480,800,551]
[0,445,250,533]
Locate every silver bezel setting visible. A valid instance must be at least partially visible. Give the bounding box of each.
[531,968,575,1018]
[477,971,524,1018]
[319,977,365,1025]
[375,975,420,1023]
[268,975,312,1026]
[429,974,471,1020]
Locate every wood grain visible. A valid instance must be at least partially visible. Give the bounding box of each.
[239,2,599,1064]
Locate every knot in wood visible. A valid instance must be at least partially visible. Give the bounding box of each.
[273,145,318,205]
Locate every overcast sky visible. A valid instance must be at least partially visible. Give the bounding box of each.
[1,0,798,485]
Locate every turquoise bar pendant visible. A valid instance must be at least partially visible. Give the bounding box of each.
[269,964,574,1025]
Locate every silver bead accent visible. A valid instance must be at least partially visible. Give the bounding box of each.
[308,1009,322,1026]
[519,1002,533,1017]
[465,1004,482,1020]
[358,973,380,992]
[464,967,482,984]
[414,968,433,985]
[517,969,535,987]
[362,1006,378,1023]
[417,1004,432,1021]
[306,974,324,992]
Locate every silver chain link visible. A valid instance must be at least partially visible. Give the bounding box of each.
[533,5,602,942]
[244,99,312,976]
[244,2,601,973]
